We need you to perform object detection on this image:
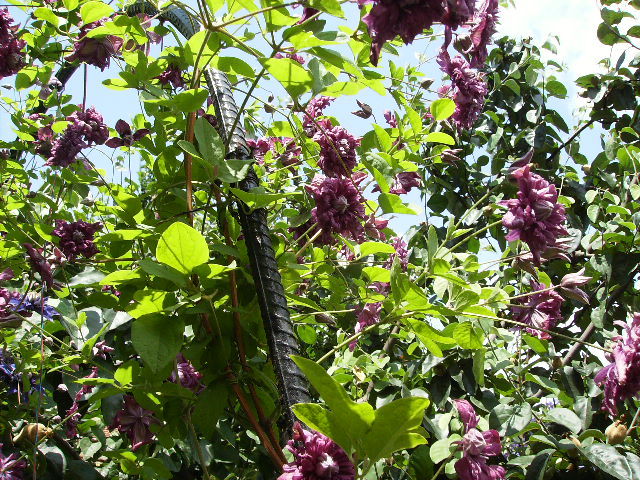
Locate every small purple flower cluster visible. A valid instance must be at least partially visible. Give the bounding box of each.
[500,165,568,264]
[314,127,360,178]
[303,96,335,137]
[169,354,204,393]
[52,219,102,261]
[47,107,109,168]
[0,8,26,80]
[595,313,640,416]
[275,49,305,65]
[437,50,488,130]
[349,302,382,351]
[306,174,366,244]
[65,366,99,438]
[278,422,356,480]
[111,395,161,451]
[454,400,505,480]
[511,281,563,339]
[66,18,123,71]
[248,137,301,168]
[9,292,58,321]
[0,443,26,480]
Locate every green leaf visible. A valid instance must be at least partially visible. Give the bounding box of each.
[100,269,144,286]
[453,322,484,349]
[490,402,532,436]
[546,80,567,98]
[131,315,184,372]
[262,58,314,98]
[152,88,209,112]
[362,397,429,462]
[80,1,114,24]
[358,241,397,258]
[126,290,175,318]
[307,0,344,17]
[426,132,455,145]
[578,444,640,480]
[403,319,456,357]
[597,22,622,45]
[545,408,582,434]
[138,259,187,288]
[430,438,455,463]
[156,222,209,275]
[192,383,228,437]
[297,324,317,344]
[525,451,552,480]
[194,116,225,161]
[230,187,293,210]
[378,193,418,215]
[34,7,59,27]
[430,98,456,121]
[292,403,352,453]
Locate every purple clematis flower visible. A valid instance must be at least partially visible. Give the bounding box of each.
[303,96,335,136]
[595,313,640,416]
[52,220,102,261]
[105,119,150,148]
[306,175,367,244]
[454,400,506,480]
[466,0,499,67]
[558,268,591,304]
[278,422,356,480]
[313,126,360,178]
[111,395,161,451]
[499,165,568,264]
[0,7,26,80]
[437,50,488,129]
[155,63,185,89]
[23,243,54,289]
[385,237,410,271]
[66,18,123,71]
[511,281,563,339]
[248,137,301,167]
[0,443,26,480]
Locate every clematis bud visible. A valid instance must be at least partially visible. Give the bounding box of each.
[605,421,627,445]
[559,268,592,304]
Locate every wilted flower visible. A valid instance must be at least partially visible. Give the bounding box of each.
[511,281,563,339]
[0,443,26,480]
[53,220,102,261]
[111,395,161,451]
[499,165,568,264]
[442,0,476,29]
[105,119,150,148]
[169,354,204,393]
[454,399,506,480]
[363,214,388,241]
[559,268,591,304]
[349,302,382,351]
[437,50,488,130]
[391,171,422,195]
[307,175,366,244]
[362,0,446,65]
[155,63,185,89]
[66,18,123,71]
[23,243,54,289]
[278,422,356,480]
[0,8,26,80]
[595,313,640,416]
[34,125,55,158]
[314,126,360,178]
[352,100,373,119]
[93,340,115,359]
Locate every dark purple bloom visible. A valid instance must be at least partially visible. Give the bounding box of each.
[303,96,335,136]
[595,314,640,416]
[499,165,568,264]
[454,400,505,480]
[0,8,26,80]
[0,443,26,480]
[0,289,21,323]
[70,107,109,145]
[278,422,356,480]
[66,18,123,71]
[307,175,366,244]
[34,125,55,158]
[559,268,591,304]
[111,395,161,451]
[437,50,488,129]
[105,119,150,148]
[93,340,115,359]
[313,126,360,178]
[23,243,54,289]
[297,6,320,24]
[362,0,447,65]
[390,171,422,195]
[46,127,86,168]
[52,219,102,261]
[169,354,204,393]
[0,269,13,282]
[155,63,185,89]
[511,281,563,340]
[466,0,499,67]
[349,302,382,351]
[364,215,388,241]
[442,0,476,28]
